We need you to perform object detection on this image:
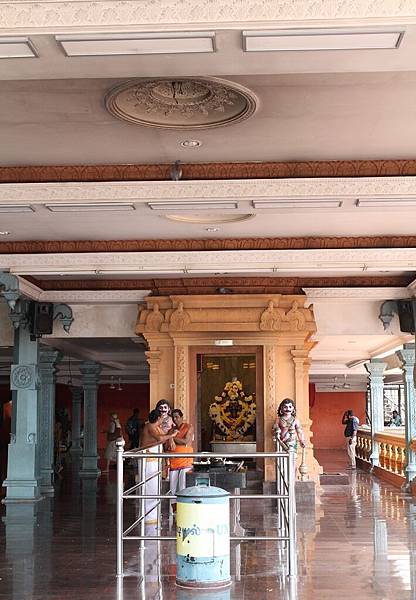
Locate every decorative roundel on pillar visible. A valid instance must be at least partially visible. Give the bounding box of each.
[105,77,258,129]
[10,364,37,390]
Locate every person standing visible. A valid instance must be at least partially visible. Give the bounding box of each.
[126,408,143,449]
[140,409,178,524]
[342,409,359,469]
[169,409,194,513]
[103,412,123,473]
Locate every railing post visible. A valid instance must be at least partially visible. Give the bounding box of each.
[116,440,125,577]
[397,344,416,491]
[365,360,386,469]
[287,446,297,578]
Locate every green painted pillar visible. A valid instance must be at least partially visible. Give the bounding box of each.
[397,343,416,490]
[3,324,41,502]
[80,361,101,477]
[365,359,386,469]
[38,348,62,495]
[70,386,83,453]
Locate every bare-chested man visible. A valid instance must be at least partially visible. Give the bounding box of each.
[139,408,178,524]
[141,408,178,447]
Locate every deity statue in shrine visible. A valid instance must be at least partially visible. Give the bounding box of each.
[209,377,256,441]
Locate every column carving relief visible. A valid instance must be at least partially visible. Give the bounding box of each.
[175,345,188,415]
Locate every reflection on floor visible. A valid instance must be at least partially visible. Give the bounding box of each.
[1,451,416,599]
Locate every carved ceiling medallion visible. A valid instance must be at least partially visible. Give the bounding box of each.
[105,77,258,129]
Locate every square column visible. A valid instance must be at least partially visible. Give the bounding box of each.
[38,348,62,495]
[365,360,386,469]
[79,361,101,477]
[3,325,41,502]
[70,386,83,453]
[397,344,416,490]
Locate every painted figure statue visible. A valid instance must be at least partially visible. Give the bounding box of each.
[272,398,305,448]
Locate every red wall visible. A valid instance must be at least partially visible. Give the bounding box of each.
[56,383,150,452]
[310,390,366,450]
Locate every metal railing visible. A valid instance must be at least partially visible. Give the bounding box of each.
[116,440,298,579]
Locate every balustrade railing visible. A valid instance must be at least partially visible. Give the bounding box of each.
[356,427,407,482]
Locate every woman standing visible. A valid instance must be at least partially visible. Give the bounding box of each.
[169,409,194,512]
[103,412,123,472]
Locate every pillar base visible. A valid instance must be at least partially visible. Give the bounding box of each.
[2,478,43,503]
[79,469,101,478]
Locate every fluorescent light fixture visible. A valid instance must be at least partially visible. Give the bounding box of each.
[0,204,34,213]
[242,29,403,52]
[0,37,38,59]
[148,201,238,211]
[45,203,136,212]
[252,199,343,209]
[56,32,215,57]
[356,198,416,208]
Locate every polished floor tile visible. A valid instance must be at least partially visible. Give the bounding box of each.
[1,452,416,599]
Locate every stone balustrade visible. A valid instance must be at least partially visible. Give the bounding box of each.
[357,427,407,487]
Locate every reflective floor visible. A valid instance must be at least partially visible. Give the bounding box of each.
[1,451,416,599]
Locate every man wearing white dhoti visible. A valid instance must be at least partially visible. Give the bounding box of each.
[140,409,178,523]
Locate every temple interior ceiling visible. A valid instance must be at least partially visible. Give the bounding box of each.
[3,71,416,165]
[1,8,416,386]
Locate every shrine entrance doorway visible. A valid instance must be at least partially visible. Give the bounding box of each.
[190,346,263,452]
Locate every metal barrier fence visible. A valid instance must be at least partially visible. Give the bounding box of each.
[116,440,298,579]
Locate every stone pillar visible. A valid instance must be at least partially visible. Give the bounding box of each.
[3,325,41,502]
[397,343,416,489]
[365,360,386,468]
[79,361,101,477]
[144,335,174,408]
[70,386,83,453]
[145,350,162,408]
[291,349,321,482]
[38,348,62,495]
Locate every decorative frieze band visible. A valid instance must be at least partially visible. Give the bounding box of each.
[0,0,415,33]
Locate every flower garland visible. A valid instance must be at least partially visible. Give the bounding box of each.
[209,379,256,440]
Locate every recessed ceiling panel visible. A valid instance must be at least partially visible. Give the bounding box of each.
[56,32,215,56]
[0,37,37,59]
[243,29,404,52]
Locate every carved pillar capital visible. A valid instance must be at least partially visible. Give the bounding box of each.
[145,350,162,373]
[365,359,386,380]
[79,361,101,387]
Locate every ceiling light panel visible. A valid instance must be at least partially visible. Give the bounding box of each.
[252,199,343,209]
[0,204,34,213]
[0,37,37,59]
[356,198,416,207]
[242,29,403,52]
[45,203,136,212]
[148,201,238,211]
[56,32,216,57]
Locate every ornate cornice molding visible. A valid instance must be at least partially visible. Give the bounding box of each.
[4,159,416,184]
[303,287,412,304]
[2,247,416,271]
[25,275,412,294]
[1,0,415,33]
[3,176,416,204]
[2,235,416,255]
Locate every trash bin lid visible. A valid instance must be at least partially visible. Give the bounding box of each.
[177,485,230,499]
